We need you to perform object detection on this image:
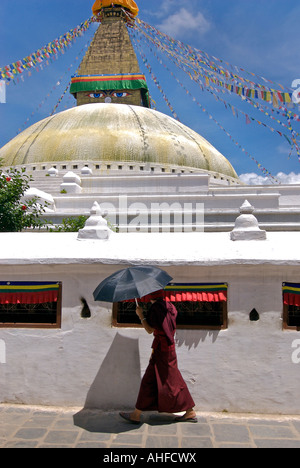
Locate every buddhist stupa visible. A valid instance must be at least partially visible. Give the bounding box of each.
[0,0,239,182]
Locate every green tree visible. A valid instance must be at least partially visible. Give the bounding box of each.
[0,168,47,232]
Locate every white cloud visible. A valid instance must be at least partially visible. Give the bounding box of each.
[239,172,300,185]
[157,7,210,39]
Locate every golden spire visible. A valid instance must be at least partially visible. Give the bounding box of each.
[70,0,150,107]
[92,0,139,19]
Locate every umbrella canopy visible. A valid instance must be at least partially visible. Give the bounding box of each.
[93,266,173,303]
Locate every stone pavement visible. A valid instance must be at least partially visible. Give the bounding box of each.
[2,404,300,449]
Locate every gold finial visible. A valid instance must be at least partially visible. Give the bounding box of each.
[92,0,139,19]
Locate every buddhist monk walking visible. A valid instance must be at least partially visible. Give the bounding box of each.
[120,293,197,424]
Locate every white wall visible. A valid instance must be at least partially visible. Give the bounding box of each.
[0,262,300,414]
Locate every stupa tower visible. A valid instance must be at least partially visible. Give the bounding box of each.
[0,0,239,183]
[70,0,150,107]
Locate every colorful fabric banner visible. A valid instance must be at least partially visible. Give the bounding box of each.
[126,283,228,303]
[283,282,300,307]
[70,73,147,90]
[283,283,300,294]
[70,73,150,107]
[0,282,61,305]
[163,283,227,303]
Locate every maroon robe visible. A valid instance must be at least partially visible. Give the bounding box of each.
[135,299,195,413]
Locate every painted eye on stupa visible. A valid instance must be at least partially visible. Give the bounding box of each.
[88,92,105,98]
[112,92,131,98]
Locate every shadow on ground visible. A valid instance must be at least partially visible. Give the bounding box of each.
[72,332,178,433]
[73,409,177,433]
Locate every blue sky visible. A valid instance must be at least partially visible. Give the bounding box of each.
[1,0,300,183]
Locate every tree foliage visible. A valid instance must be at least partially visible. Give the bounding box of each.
[0,168,47,232]
[50,216,88,232]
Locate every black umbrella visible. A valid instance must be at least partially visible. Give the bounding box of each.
[93,266,173,303]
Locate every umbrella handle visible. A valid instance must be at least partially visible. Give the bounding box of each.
[135,298,139,307]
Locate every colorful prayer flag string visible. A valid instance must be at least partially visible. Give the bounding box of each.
[0,17,95,83]
[130,28,280,182]
[134,17,294,106]
[131,35,180,121]
[16,40,92,134]
[130,17,299,164]
[136,28,298,145]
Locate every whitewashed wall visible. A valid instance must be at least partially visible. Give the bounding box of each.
[0,262,300,415]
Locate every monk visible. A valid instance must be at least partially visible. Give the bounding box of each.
[120,293,197,424]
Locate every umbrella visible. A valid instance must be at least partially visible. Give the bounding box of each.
[93,266,173,303]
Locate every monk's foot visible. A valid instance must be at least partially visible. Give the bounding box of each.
[119,411,141,424]
[175,410,197,423]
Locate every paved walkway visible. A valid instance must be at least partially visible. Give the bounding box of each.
[2,404,300,449]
